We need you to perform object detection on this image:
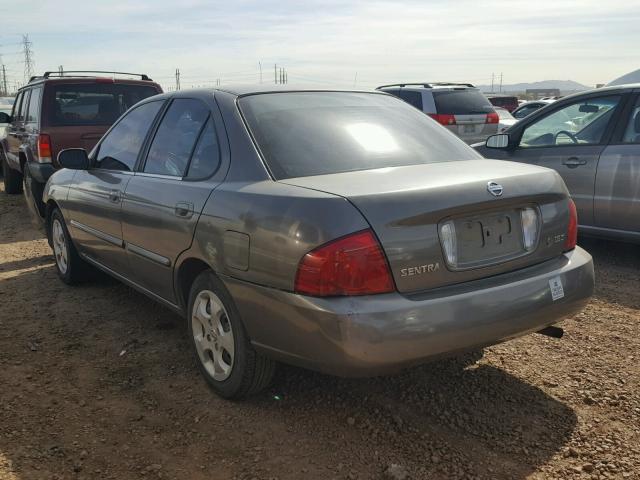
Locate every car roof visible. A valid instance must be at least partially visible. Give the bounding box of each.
[214,84,383,97]
[377,82,478,91]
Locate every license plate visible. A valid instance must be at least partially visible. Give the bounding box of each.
[549,276,565,301]
[463,124,475,133]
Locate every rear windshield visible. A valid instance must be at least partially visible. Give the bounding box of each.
[239,92,480,179]
[489,97,518,107]
[49,83,159,126]
[433,90,494,115]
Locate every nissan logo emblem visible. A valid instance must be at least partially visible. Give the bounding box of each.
[487,181,503,197]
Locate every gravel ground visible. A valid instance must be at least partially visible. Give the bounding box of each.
[0,183,638,480]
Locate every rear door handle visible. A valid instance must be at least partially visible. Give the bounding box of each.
[563,157,587,168]
[108,190,121,203]
[174,202,194,218]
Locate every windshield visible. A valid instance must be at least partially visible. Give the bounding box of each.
[239,92,481,179]
[49,83,159,126]
[433,90,494,115]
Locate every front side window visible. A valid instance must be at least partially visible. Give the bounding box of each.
[14,91,28,122]
[144,99,209,176]
[26,87,42,124]
[520,96,621,148]
[51,83,159,127]
[622,97,640,144]
[95,101,163,171]
[239,92,481,179]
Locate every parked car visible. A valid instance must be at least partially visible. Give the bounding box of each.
[495,107,518,132]
[376,82,499,144]
[0,103,12,177]
[512,100,554,119]
[0,71,162,219]
[487,95,519,113]
[41,87,594,399]
[475,84,640,243]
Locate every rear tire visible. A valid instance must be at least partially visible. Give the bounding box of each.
[50,208,91,284]
[2,152,23,194]
[188,271,276,399]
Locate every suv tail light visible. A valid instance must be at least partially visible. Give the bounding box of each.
[37,134,52,163]
[486,112,499,124]
[564,199,578,251]
[428,114,456,126]
[294,229,395,297]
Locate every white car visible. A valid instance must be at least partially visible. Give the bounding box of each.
[494,107,518,132]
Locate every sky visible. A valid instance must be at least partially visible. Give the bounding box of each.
[1,0,639,92]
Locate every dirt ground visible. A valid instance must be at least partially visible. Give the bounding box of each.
[0,184,638,480]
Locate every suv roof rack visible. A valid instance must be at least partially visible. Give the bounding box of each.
[29,71,153,83]
[377,82,475,89]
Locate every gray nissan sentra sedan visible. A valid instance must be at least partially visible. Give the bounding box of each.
[42,86,595,398]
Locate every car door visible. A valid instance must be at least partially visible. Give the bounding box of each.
[497,94,625,227]
[5,90,27,168]
[594,93,640,234]
[65,100,164,274]
[121,97,224,303]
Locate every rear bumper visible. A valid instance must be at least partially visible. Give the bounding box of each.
[224,247,594,376]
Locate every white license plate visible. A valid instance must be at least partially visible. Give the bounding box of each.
[549,276,565,301]
[463,124,475,133]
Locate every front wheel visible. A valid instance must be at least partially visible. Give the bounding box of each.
[50,208,92,284]
[188,271,276,399]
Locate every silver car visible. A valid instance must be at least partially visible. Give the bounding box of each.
[42,87,594,398]
[377,82,499,144]
[475,84,640,244]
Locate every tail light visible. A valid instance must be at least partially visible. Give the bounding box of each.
[564,199,578,251]
[428,114,456,126]
[294,229,395,297]
[486,112,499,124]
[37,134,52,163]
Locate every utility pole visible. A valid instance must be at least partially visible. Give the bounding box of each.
[1,65,6,96]
[22,34,34,84]
[354,72,358,88]
[499,72,503,92]
[58,65,64,76]
[490,72,494,93]
[259,61,262,83]
[175,68,181,91]
[274,64,277,84]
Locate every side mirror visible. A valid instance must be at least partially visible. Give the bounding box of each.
[58,148,90,170]
[485,133,510,149]
[0,112,11,123]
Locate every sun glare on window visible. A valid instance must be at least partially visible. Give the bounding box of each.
[345,122,399,153]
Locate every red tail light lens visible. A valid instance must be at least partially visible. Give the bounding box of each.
[294,229,395,297]
[486,112,499,124]
[428,114,457,126]
[37,134,52,163]
[564,199,578,251]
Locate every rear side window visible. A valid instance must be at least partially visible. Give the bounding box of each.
[144,99,210,176]
[398,90,423,110]
[186,118,221,179]
[239,92,481,179]
[433,90,494,115]
[95,100,163,171]
[622,97,640,144]
[50,83,159,126]
[26,87,42,124]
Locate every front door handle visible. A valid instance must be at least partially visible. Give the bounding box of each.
[108,190,121,203]
[563,157,587,168]
[174,202,194,218]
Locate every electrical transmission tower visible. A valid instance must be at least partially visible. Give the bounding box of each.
[175,68,181,91]
[22,34,35,84]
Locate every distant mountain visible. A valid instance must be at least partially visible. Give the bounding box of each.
[477,80,592,94]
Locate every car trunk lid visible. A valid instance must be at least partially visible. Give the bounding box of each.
[281,159,571,293]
